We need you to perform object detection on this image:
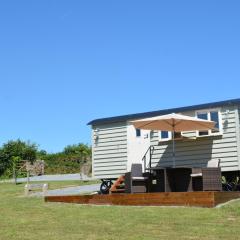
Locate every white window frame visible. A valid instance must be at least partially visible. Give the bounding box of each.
[159,131,172,142]
[196,108,223,137]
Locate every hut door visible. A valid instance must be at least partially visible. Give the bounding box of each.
[127,124,150,171]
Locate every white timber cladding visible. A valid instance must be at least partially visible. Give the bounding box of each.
[92,122,128,179]
[150,106,240,172]
[236,106,240,169]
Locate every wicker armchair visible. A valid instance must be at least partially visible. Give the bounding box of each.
[191,159,222,191]
[125,164,148,193]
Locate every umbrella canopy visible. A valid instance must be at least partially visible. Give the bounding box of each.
[131,113,215,132]
[130,113,215,167]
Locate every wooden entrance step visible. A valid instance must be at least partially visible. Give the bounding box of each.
[110,175,125,194]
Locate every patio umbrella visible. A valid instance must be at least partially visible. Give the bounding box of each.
[131,113,215,167]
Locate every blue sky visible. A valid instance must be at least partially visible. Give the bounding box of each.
[0,1,240,152]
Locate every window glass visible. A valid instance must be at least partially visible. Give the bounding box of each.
[210,111,219,133]
[196,110,221,136]
[197,112,209,136]
[197,113,208,120]
[136,129,141,137]
[160,131,169,139]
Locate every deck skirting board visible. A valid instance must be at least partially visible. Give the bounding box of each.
[45,192,240,208]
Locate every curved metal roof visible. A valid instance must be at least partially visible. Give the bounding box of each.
[88,98,240,126]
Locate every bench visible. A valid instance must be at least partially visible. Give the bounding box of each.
[24,183,48,196]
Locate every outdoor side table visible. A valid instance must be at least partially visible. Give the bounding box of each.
[166,167,192,192]
[147,167,192,192]
[146,167,166,192]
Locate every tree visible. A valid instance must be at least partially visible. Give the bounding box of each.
[63,143,91,162]
[37,149,47,159]
[0,139,38,176]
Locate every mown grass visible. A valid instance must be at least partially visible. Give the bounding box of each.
[0,183,240,240]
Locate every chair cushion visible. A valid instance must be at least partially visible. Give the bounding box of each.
[191,173,202,177]
[132,177,148,181]
[207,159,220,168]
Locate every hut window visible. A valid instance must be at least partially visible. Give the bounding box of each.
[196,110,222,136]
[197,112,209,136]
[136,129,141,137]
[161,131,169,139]
[159,131,171,141]
[210,111,220,133]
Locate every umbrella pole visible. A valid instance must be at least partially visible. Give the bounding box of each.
[172,131,175,168]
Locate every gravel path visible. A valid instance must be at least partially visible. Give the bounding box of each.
[1,173,90,183]
[1,173,100,197]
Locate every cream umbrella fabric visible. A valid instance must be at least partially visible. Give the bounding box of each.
[131,113,215,167]
[131,113,215,132]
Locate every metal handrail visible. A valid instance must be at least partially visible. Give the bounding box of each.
[142,145,154,172]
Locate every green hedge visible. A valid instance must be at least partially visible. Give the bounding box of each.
[41,153,91,175]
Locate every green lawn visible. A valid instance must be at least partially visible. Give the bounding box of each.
[0,183,240,240]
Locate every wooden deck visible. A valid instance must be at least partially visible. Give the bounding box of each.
[45,191,240,208]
